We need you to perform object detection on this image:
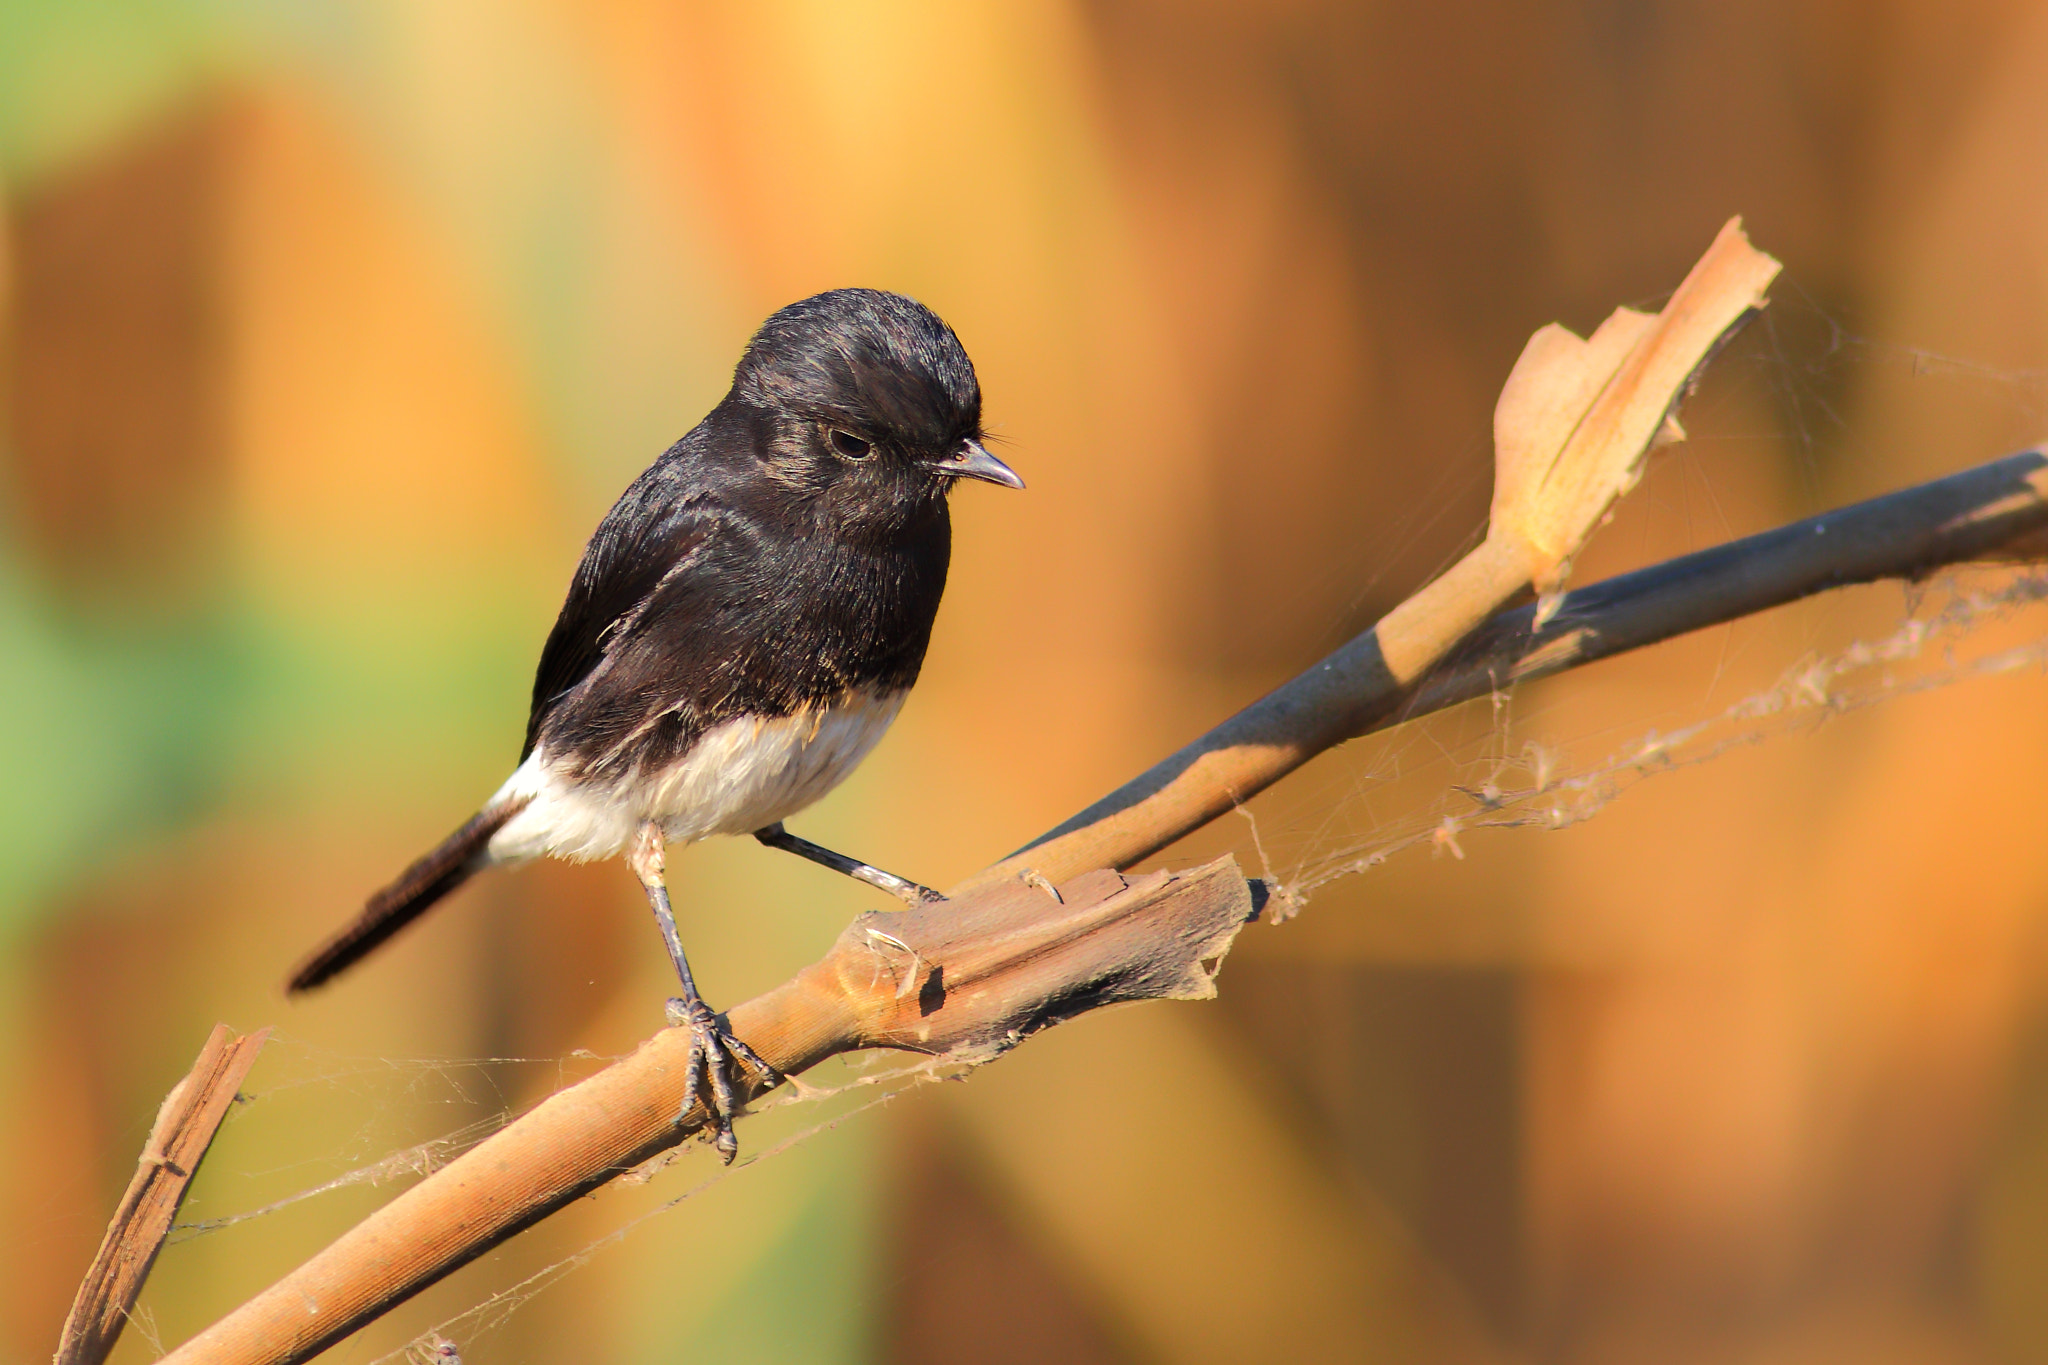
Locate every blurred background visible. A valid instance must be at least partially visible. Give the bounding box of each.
[9,2,2048,1362]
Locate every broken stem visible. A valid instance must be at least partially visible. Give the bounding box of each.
[57,1024,270,1365]
[158,863,1254,1365]
[155,219,1914,1364]
[972,446,2048,891]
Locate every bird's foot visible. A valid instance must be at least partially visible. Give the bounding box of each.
[664,993,780,1163]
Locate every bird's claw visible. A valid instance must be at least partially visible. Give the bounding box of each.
[665,994,780,1163]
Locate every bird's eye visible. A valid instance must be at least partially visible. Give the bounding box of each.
[829,429,872,460]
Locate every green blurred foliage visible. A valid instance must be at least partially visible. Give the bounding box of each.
[0,559,242,930]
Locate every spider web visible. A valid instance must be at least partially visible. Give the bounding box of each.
[150,286,2048,1360]
[1217,285,2048,919]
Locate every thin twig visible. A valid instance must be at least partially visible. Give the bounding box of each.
[57,1024,270,1365]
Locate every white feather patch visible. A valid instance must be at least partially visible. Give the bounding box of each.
[484,689,906,865]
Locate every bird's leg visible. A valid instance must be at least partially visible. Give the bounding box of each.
[628,821,778,1163]
[752,822,946,906]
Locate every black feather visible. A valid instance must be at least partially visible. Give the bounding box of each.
[287,801,526,993]
[290,288,997,992]
[522,290,979,784]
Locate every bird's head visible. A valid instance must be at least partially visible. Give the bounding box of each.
[726,289,1022,534]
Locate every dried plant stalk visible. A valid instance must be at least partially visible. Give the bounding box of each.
[960,217,1780,896]
[157,440,2048,1365]
[58,1024,270,1365]
[156,219,1825,1364]
[1413,446,2048,709]
[160,863,1253,1365]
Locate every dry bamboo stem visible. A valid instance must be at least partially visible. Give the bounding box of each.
[157,220,1788,1363]
[1409,446,2048,713]
[57,1024,270,1365]
[163,438,2048,1365]
[161,863,1252,1365]
[960,219,1779,894]
[989,447,2048,890]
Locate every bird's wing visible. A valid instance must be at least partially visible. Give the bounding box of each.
[522,487,718,760]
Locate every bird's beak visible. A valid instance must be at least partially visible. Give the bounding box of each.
[938,438,1025,489]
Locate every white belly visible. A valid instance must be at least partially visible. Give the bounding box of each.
[484,689,905,865]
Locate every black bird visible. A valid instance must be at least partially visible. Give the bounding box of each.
[287,289,1022,1158]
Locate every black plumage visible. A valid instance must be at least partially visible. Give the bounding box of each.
[288,289,1022,1158]
[523,412,951,785]
[525,289,985,778]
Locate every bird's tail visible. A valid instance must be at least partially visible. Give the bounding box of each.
[287,800,528,994]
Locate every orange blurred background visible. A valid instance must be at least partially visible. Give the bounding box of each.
[9,3,2048,1362]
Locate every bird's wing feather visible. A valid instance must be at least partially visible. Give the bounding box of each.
[523,481,718,759]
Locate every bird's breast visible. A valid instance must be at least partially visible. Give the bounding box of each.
[642,687,907,842]
[488,687,907,864]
